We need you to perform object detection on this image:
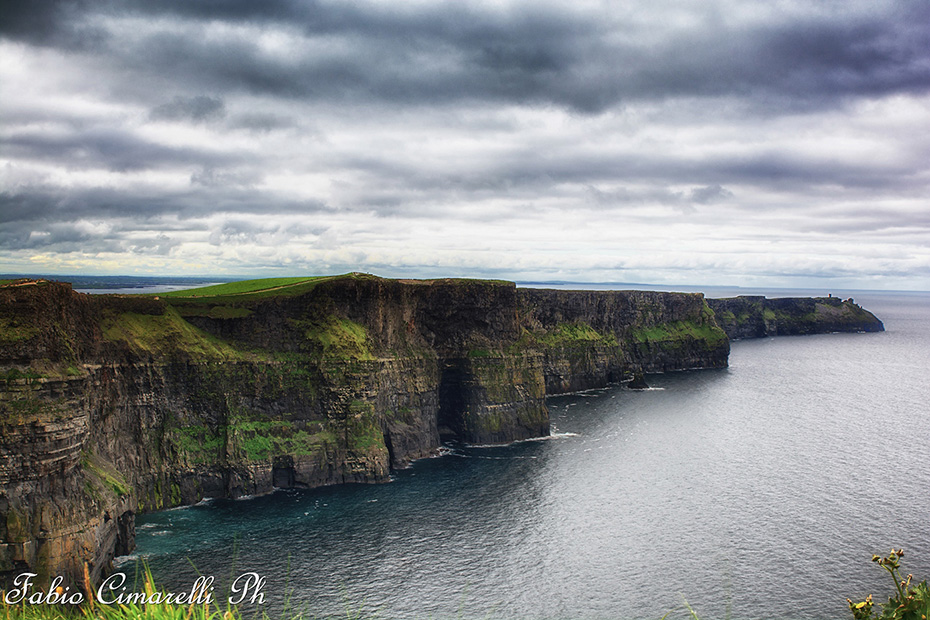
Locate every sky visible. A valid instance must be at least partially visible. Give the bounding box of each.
[1,0,929,290]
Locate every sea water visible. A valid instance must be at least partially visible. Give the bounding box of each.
[125,290,930,620]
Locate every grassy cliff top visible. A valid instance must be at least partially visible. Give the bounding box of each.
[158,276,328,299]
[157,273,514,304]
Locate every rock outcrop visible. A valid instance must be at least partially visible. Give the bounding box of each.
[0,274,767,587]
[707,296,884,340]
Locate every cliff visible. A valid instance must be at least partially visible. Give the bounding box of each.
[707,296,884,340]
[0,275,729,587]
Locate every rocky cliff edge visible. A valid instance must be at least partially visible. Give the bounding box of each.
[0,274,751,586]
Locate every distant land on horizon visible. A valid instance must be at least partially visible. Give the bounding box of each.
[1,273,928,295]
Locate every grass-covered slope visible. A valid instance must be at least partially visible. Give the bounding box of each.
[159,276,326,300]
[100,305,248,360]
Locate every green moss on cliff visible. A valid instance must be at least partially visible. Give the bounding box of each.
[509,321,618,354]
[4,508,26,542]
[542,322,617,346]
[0,317,40,344]
[0,368,44,386]
[296,316,375,361]
[632,318,727,347]
[169,425,225,464]
[174,305,254,319]
[228,419,338,462]
[102,306,245,360]
[0,395,71,424]
[81,451,131,497]
[346,400,386,454]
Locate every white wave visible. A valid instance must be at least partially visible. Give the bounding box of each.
[466,431,580,449]
[112,553,149,567]
[520,431,580,442]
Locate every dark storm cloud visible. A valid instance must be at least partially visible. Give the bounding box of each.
[5,1,928,112]
[190,166,263,188]
[0,219,177,255]
[2,128,241,172]
[0,184,332,230]
[0,0,108,50]
[227,113,299,133]
[689,185,733,205]
[318,141,922,220]
[396,149,918,198]
[150,96,226,123]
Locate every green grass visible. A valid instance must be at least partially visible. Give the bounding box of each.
[81,451,131,497]
[159,274,515,306]
[297,316,375,361]
[0,316,41,344]
[101,306,246,360]
[511,321,619,352]
[0,396,71,424]
[346,400,385,453]
[540,322,616,346]
[174,305,254,320]
[229,419,338,461]
[159,277,323,298]
[168,426,225,465]
[156,274,375,308]
[0,367,45,385]
[632,319,728,345]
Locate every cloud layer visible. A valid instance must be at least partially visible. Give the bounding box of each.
[2,0,929,288]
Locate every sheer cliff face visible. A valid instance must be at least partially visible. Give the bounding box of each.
[707,296,884,340]
[0,276,728,586]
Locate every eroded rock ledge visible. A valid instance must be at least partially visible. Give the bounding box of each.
[0,275,879,587]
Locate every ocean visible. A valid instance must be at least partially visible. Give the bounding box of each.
[119,288,930,620]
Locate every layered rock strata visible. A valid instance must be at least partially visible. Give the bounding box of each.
[0,274,728,586]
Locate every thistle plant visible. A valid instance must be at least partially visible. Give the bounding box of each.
[847,548,930,620]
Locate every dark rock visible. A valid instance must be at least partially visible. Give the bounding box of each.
[627,372,649,390]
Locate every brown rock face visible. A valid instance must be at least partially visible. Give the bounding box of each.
[1,275,733,586]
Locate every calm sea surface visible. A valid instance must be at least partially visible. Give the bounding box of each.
[124,290,930,620]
